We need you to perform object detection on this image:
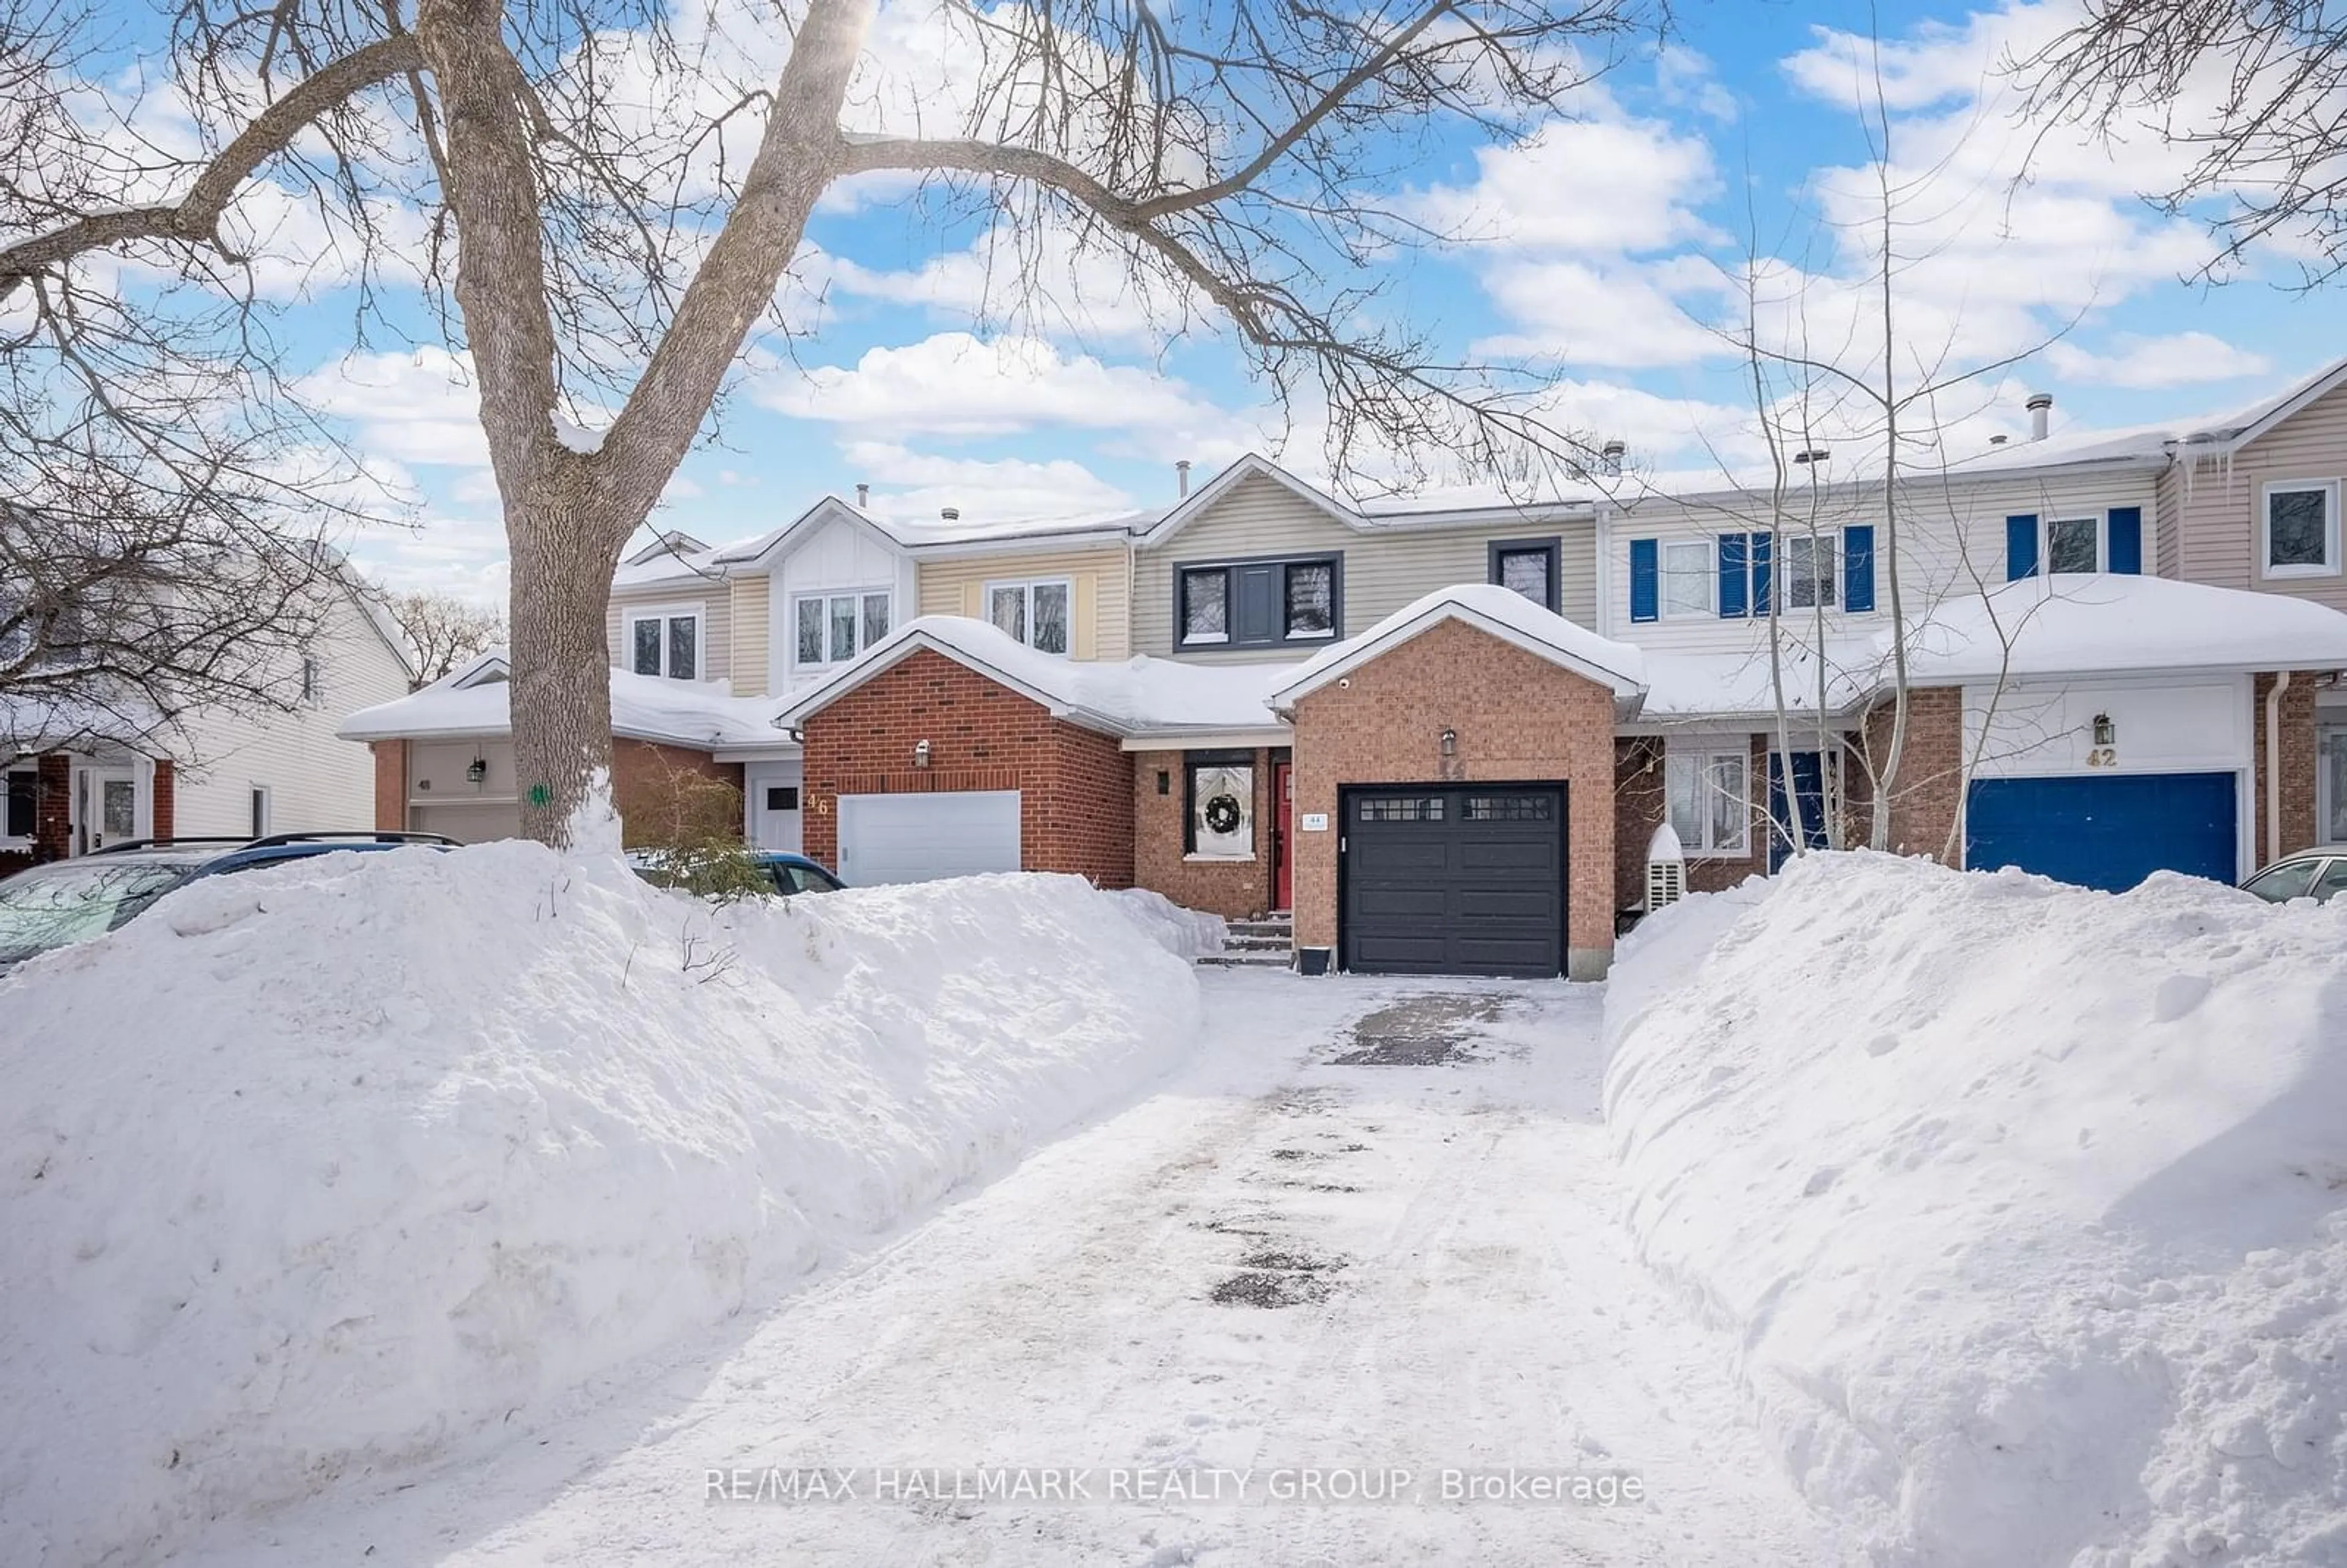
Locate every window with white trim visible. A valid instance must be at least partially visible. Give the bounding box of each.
[1666,749,1750,855]
[1781,531,1838,610]
[986,579,1073,655]
[792,590,891,669]
[2,767,34,842]
[2044,516,2101,575]
[626,604,703,680]
[2264,480,2340,577]
[1661,540,1713,618]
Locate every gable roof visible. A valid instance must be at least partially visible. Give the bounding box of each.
[772,615,1291,739]
[1268,583,1648,708]
[2178,353,2347,453]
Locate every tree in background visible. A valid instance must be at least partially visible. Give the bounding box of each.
[2016,0,2347,284]
[0,0,1655,844]
[381,590,506,688]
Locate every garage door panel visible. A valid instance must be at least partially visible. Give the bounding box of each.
[838,789,1022,885]
[1966,772,2237,893]
[1343,784,1565,979]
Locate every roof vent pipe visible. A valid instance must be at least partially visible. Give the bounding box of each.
[855,483,869,508]
[1989,434,2008,445]
[1600,439,1625,478]
[2027,391,2053,442]
[1176,458,1192,497]
[940,506,960,521]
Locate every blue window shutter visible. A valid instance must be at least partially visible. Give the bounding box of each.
[1629,538,1659,623]
[1719,533,1749,618]
[2107,507,2143,574]
[1751,531,1773,614]
[2006,515,2040,580]
[1843,525,1876,612]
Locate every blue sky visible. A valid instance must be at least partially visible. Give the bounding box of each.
[233,0,2332,601]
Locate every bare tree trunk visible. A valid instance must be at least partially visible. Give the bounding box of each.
[507,486,627,843]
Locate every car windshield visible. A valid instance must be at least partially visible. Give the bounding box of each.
[2246,858,2324,903]
[0,860,196,965]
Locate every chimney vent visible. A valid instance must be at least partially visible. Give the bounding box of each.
[1600,439,1626,478]
[1989,434,2008,446]
[855,483,869,508]
[2026,391,2053,442]
[1176,458,1192,498]
[941,506,960,521]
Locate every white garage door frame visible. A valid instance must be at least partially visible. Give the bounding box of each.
[837,789,1023,885]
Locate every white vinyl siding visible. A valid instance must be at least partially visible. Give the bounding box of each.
[1131,472,1595,659]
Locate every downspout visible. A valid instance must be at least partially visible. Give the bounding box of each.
[2266,669,2293,865]
[1592,502,1613,636]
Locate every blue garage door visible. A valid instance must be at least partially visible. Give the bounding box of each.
[1965,772,2238,892]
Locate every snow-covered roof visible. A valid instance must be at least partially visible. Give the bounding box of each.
[1898,573,2347,684]
[1269,584,1647,708]
[338,651,791,751]
[771,616,1292,740]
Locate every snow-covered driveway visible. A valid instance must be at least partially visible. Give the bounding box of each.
[181,970,1855,1567]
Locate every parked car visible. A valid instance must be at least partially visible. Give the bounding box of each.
[2240,848,2347,905]
[627,849,847,898]
[0,832,457,976]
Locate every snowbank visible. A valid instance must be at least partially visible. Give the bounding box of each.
[1605,854,2347,1567]
[0,847,1201,1565]
[1107,886,1230,959]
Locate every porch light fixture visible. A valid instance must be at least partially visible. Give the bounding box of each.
[1439,727,1457,757]
[466,756,488,784]
[914,739,932,769]
[2092,713,2115,747]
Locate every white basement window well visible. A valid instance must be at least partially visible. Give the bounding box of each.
[793,590,892,669]
[627,604,704,681]
[2264,480,2340,578]
[1666,748,1750,856]
[986,579,1073,655]
[1661,540,1714,618]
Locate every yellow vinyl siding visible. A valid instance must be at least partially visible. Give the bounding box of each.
[728,576,770,696]
[1132,471,1597,659]
[914,546,1131,661]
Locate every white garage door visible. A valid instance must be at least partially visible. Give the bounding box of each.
[837,790,1021,885]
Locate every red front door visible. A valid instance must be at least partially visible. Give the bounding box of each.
[1273,760,1294,910]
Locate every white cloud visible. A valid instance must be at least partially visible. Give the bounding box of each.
[1413,114,1721,256]
[1655,46,1740,123]
[296,346,490,469]
[828,224,1205,349]
[1473,257,1729,368]
[839,441,1135,523]
[752,332,1241,442]
[2043,331,2271,389]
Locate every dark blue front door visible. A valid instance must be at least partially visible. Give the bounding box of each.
[1964,772,2238,892]
[1768,752,1831,873]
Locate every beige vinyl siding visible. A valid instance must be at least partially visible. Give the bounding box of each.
[1605,467,2162,657]
[916,546,1131,661]
[606,583,730,684]
[2169,379,2347,609]
[1131,472,1596,660]
[729,576,771,696]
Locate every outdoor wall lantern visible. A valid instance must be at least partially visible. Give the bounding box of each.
[466,756,488,784]
[2092,713,2115,747]
[914,739,932,769]
[1440,727,1457,757]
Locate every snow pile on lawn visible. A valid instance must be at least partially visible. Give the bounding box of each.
[0,847,1201,1565]
[1604,853,2347,1567]
[1108,886,1229,959]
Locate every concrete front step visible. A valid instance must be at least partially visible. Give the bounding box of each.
[1197,951,1294,969]
[1227,920,1295,937]
[1224,935,1293,951]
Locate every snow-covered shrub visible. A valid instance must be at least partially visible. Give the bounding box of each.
[0,846,1201,1564]
[1604,852,2347,1567]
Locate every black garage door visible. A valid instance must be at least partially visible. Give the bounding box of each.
[1341,784,1566,978]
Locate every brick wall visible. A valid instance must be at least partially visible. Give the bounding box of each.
[35,752,69,862]
[151,760,175,841]
[1612,733,1774,908]
[611,738,746,851]
[371,740,408,832]
[1854,686,1966,860]
[1131,747,1279,918]
[799,648,1134,886]
[1290,618,1618,976]
[2253,672,2319,865]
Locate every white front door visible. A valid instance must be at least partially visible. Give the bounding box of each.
[745,761,805,854]
[75,767,139,854]
[837,790,1021,885]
